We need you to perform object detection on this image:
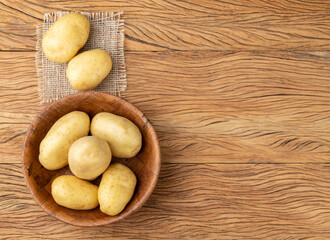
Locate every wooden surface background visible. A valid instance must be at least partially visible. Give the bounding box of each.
[0,0,329,239]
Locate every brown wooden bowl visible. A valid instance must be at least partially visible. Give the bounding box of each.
[22,92,161,226]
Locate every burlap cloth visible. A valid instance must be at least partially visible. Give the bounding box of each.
[36,12,126,103]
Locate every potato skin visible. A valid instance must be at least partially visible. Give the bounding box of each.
[68,136,112,180]
[91,112,142,158]
[51,175,99,210]
[42,13,90,63]
[98,163,137,216]
[39,111,90,170]
[66,49,112,91]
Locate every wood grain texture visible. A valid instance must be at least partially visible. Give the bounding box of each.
[1,163,330,239]
[1,0,330,238]
[0,0,329,51]
[0,51,329,164]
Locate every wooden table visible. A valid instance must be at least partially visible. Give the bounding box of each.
[1,1,329,239]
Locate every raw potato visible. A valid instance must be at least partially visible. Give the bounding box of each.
[69,136,112,180]
[51,175,98,210]
[66,49,112,91]
[91,112,142,158]
[98,163,137,216]
[39,111,90,170]
[42,13,90,63]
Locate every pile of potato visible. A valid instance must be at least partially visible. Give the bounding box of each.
[42,13,112,91]
[39,111,142,216]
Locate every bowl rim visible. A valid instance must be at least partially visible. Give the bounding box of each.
[21,92,161,226]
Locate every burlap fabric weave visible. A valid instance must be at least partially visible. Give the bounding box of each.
[36,12,126,103]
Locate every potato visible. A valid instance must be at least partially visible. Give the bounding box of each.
[39,111,90,170]
[42,13,90,63]
[91,112,142,158]
[66,49,112,91]
[51,175,98,210]
[98,163,137,216]
[68,136,112,180]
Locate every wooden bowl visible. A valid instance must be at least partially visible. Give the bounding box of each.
[22,92,161,226]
